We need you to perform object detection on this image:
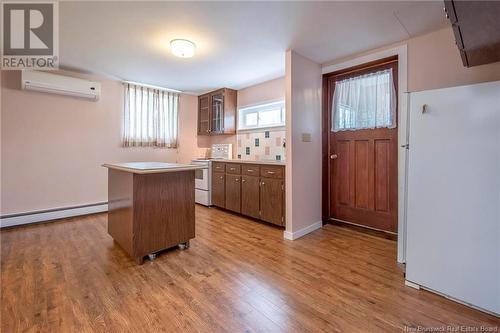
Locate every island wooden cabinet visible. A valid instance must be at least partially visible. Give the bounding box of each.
[198,88,237,136]
[212,162,285,226]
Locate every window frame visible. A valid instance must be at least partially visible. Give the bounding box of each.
[122,83,179,148]
[237,99,285,131]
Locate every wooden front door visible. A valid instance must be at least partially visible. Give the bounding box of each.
[324,57,398,233]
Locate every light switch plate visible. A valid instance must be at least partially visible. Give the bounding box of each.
[301,133,311,142]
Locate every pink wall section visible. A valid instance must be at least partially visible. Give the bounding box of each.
[238,77,284,107]
[285,50,322,236]
[0,71,199,215]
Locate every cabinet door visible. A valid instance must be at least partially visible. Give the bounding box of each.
[210,90,224,134]
[225,174,241,213]
[212,172,225,207]
[198,94,210,135]
[260,178,284,226]
[241,175,260,219]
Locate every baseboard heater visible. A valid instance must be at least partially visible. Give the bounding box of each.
[0,202,108,228]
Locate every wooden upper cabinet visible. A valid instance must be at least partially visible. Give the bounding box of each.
[198,94,210,135]
[197,88,237,136]
[444,1,500,67]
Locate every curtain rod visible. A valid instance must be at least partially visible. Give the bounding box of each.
[122,80,182,93]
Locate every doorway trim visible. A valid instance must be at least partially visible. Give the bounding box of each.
[322,44,408,263]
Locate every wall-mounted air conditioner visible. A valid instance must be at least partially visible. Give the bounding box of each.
[21,71,101,101]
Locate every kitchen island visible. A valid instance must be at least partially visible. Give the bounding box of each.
[102,162,204,264]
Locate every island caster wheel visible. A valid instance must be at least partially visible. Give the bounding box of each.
[147,253,156,261]
[179,241,190,250]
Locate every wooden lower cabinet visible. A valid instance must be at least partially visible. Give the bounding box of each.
[241,175,260,219]
[212,172,225,207]
[212,163,285,227]
[260,178,284,226]
[225,174,241,213]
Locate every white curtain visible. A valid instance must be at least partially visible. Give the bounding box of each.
[332,68,396,132]
[122,83,179,148]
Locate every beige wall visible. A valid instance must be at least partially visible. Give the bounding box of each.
[285,50,322,237]
[323,26,500,92]
[0,70,199,215]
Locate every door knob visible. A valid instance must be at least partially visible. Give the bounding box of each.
[330,154,338,160]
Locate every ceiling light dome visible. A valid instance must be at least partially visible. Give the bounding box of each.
[170,39,196,58]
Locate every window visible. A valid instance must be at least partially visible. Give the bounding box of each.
[238,100,285,130]
[122,83,179,147]
[332,68,396,132]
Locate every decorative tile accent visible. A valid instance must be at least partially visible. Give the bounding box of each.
[237,154,241,159]
[237,128,285,161]
[276,155,281,161]
[254,154,260,160]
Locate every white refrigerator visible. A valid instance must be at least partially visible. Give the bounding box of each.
[406,80,500,315]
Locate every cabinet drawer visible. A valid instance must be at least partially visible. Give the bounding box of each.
[260,166,283,179]
[226,164,241,174]
[242,165,260,176]
[212,162,225,173]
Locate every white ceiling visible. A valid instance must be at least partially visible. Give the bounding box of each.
[59,1,448,94]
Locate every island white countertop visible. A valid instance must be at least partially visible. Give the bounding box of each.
[102,162,205,174]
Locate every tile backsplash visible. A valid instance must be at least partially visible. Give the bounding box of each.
[237,127,286,161]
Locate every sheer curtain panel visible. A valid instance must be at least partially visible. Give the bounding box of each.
[332,68,396,132]
[122,83,179,147]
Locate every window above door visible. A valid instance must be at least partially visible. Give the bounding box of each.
[332,68,396,132]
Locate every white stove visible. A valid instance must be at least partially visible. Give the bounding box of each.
[191,144,233,206]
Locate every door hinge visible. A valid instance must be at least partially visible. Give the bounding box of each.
[259,211,262,216]
[401,143,409,150]
[281,216,284,223]
[281,184,284,191]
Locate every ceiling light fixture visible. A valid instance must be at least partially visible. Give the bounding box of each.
[170,39,196,58]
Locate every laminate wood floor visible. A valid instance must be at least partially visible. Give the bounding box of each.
[1,206,498,332]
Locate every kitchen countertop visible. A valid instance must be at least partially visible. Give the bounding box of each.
[102,162,205,174]
[216,159,286,166]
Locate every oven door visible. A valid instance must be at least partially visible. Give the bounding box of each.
[195,167,209,190]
